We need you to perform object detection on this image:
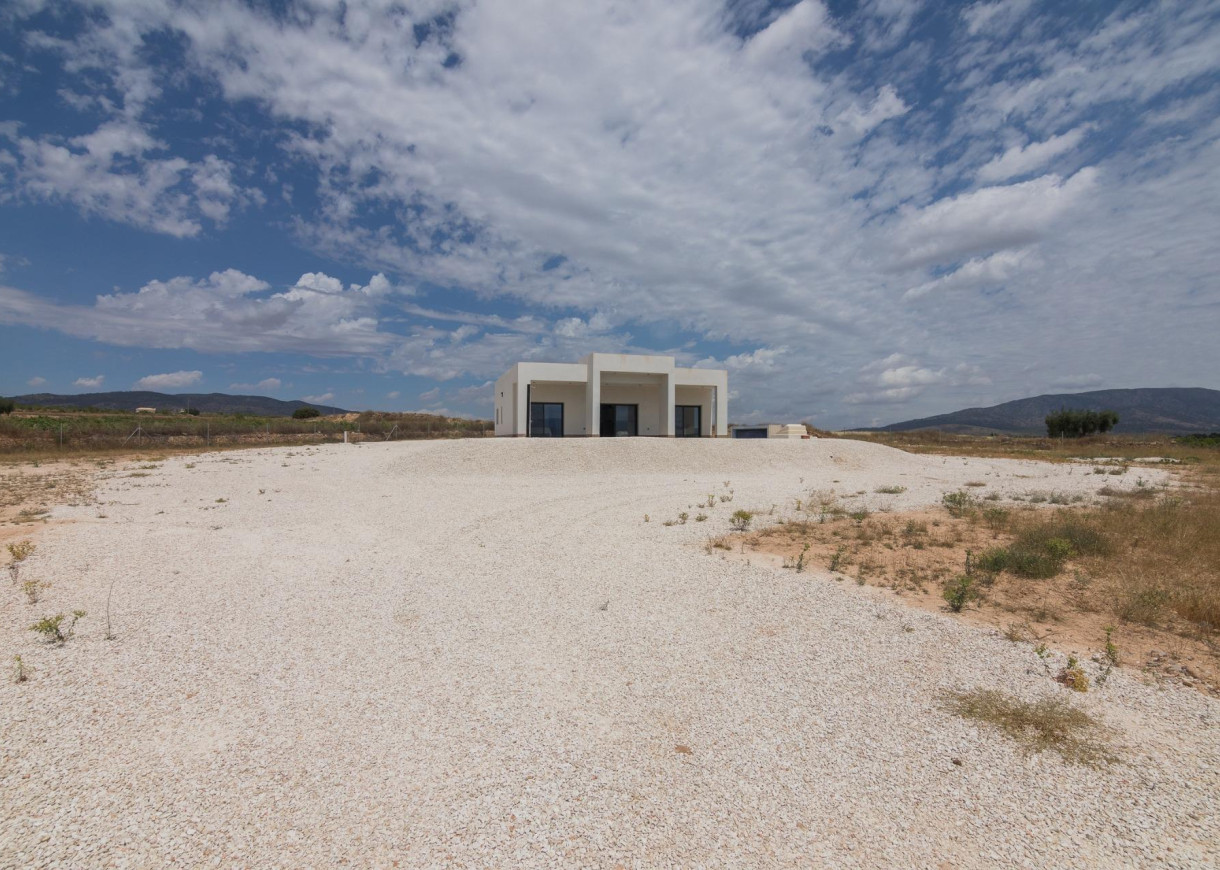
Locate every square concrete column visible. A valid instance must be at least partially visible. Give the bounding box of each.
[515,378,529,436]
[585,362,601,436]
[661,373,676,436]
[713,383,728,437]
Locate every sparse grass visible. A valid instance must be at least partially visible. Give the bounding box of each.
[0,408,491,456]
[730,509,754,531]
[21,578,49,604]
[13,654,28,683]
[942,490,975,518]
[942,688,1115,766]
[1098,485,1155,500]
[708,535,732,551]
[7,540,36,563]
[875,485,906,494]
[30,610,86,644]
[973,512,1110,580]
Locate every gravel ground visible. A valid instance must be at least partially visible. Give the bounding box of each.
[1,438,1215,868]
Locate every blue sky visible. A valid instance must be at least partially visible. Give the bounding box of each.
[1,0,1217,426]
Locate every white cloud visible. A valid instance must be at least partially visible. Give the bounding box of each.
[446,381,495,406]
[835,85,909,137]
[977,128,1089,183]
[0,269,398,355]
[4,121,256,237]
[903,250,1034,300]
[135,370,202,390]
[26,376,46,387]
[73,375,104,388]
[302,392,335,404]
[701,346,789,372]
[385,390,400,399]
[962,0,1036,37]
[891,169,1098,269]
[229,377,282,392]
[845,355,991,405]
[743,1,843,68]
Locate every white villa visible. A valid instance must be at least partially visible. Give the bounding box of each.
[494,353,728,437]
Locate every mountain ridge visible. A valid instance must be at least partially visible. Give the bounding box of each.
[866,388,1220,434]
[10,391,350,417]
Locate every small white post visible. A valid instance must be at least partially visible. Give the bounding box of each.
[344,430,348,444]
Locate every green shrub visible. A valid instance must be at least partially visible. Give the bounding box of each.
[292,407,321,419]
[943,575,977,612]
[1015,516,1108,558]
[942,491,975,517]
[0,398,14,415]
[975,547,1011,574]
[1045,408,1119,438]
[30,610,85,644]
[730,509,753,531]
[982,507,1010,530]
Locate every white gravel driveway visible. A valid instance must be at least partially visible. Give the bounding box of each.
[1,438,1215,868]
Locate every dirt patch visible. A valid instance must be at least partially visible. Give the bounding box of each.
[725,498,1220,697]
[1,458,98,551]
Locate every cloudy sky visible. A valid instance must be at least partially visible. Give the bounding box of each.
[1,0,1217,425]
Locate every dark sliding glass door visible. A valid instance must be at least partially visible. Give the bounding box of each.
[529,402,564,437]
[675,405,701,437]
[599,403,638,436]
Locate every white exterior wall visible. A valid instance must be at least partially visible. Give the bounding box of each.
[674,385,714,436]
[493,354,728,437]
[528,382,589,436]
[493,368,517,437]
[599,382,665,436]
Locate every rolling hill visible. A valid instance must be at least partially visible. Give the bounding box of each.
[11,391,349,417]
[871,388,1220,434]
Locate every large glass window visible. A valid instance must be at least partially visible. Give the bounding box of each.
[529,402,564,437]
[675,405,702,437]
[599,404,638,436]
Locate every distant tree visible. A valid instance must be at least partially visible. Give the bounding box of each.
[184,407,201,416]
[292,406,321,419]
[0,398,14,415]
[1045,408,1119,438]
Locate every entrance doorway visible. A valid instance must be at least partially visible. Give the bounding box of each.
[675,405,702,437]
[529,402,564,437]
[599,403,638,436]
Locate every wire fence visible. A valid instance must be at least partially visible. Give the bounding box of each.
[0,411,493,455]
